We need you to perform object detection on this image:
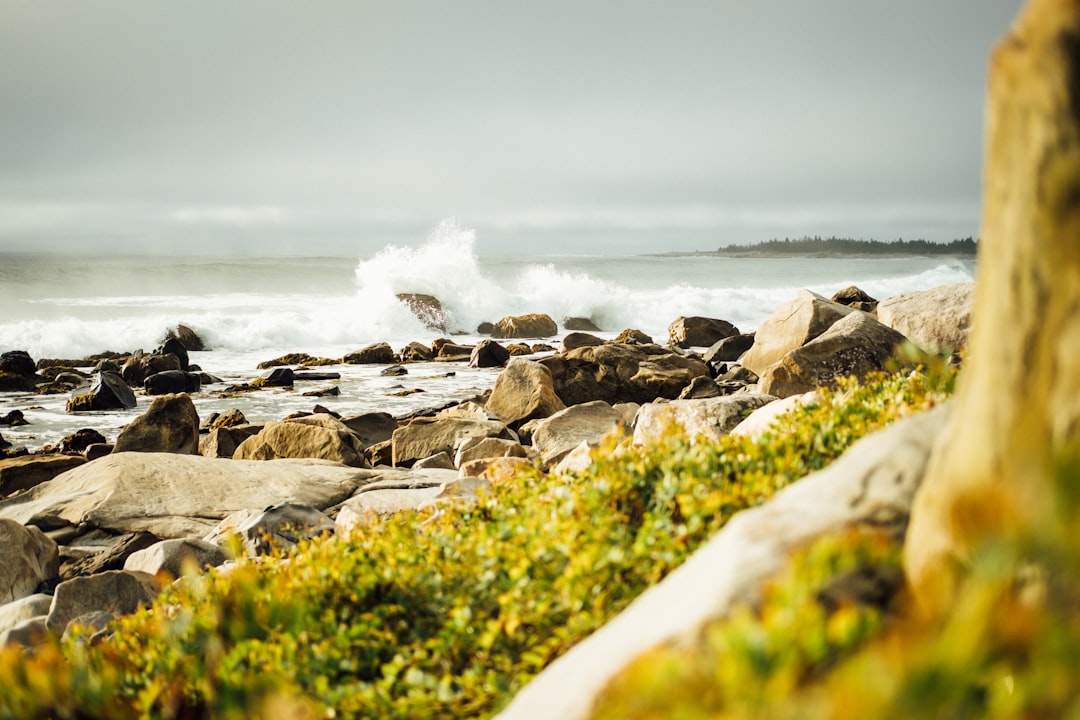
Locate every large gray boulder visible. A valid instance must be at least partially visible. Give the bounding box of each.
[485,359,567,427]
[876,282,975,353]
[739,290,856,375]
[233,414,368,467]
[0,519,59,604]
[124,537,229,578]
[632,394,778,446]
[114,393,200,454]
[0,454,86,498]
[391,417,512,467]
[495,405,948,720]
[531,401,624,465]
[45,569,162,635]
[758,311,911,398]
[0,453,370,538]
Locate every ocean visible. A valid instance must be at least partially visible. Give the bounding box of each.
[0,220,976,451]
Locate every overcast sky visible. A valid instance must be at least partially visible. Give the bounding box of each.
[0,1,1023,256]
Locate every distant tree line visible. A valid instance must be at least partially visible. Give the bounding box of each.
[715,236,979,255]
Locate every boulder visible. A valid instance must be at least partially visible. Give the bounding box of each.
[397,293,449,333]
[412,452,456,470]
[340,412,398,449]
[342,342,397,364]
[703,333,756,363]
[0,617,48,649]
[739,290,856,375]
[123,537,229,577]
[380,365,408,377]
[164,324,207,352]
[204,503,335,556]
[477,321,495,334]
[66,371,137,412]
[0,410,28,426]
[0,455,86,498]
[204,408,247,429]
[391,417,511,467]
[491,313,558,339]
[530,401,623,465]
[0,594,52,636]
[876,282,975,353]
[458,456,534,482]
[453,437,528,468]
[335,469,458,527]
[501,409,949,720]
[233,414,367,467]
[730,391,824,440]
[0,350,36,377]
[60,531,161,579]
[563,317,602,332]
[613,328,653,345]
[45,570,162,635]
[485,359,566,427]
[831,285,879,312]
[154,337,190,371]
[114,393,200,454]
[562,332,605,351]
[632,394,778,446]
[121,352,181,387]
[256,367,294,387]
[60,428,107,454]
[469,339,511,368]
[401,342,434,362]
[677,376,723,399]
[758,311,911,398]
[436,342,474,359]
[0,453,369,538]
[668,316,740,349]
[0,519,59,604]
[144,370,201,395]
[199,425,261,458]
[540,343,711,406]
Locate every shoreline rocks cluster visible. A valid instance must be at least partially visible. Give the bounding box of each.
[0,284,974,649]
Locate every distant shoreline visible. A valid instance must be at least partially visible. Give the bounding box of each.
[648,236,979,260]
[647,250,977,259]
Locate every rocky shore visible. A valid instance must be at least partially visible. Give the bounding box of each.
[0,282,973,652]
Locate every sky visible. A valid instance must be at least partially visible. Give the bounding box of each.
[0,1,1023,256]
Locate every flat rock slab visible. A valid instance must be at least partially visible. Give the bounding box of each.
[0,453,373,538]
[632,394,778,446]
[497,404,948,720]
[336,468,458,527]
[0,454,86,498]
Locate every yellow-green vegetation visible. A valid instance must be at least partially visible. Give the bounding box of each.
[0,368,953,719]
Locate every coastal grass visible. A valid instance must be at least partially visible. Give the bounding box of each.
[0,367,955,719]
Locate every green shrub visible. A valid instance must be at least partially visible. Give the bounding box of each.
[0,368,954,719]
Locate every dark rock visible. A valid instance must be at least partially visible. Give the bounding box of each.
[0,351,36,377]
[154,337,190,372]
[668,316,740,349]
[476,321,495,334]
[60,531,161,579]
[381,365,408,377]
[60,428,107,454]
[256,367,295,387]
[704,333,757,363]
[144,370,201,395]
[340,412,397,449]
[0,410,28,426]
[831,285,879,311]
[563,317,602,332]
[469,339,511,368]
[401,342,434,362]
[491,313,558,339]
[397,293,449,333]
[342,342,397,364]
[613,328,653,345]
[257,352,337,369]
[293,371,341,381]
[66,371,137,412]
[678,376,724,399]
[436,342,474,359]
[203,408,247,429]
[163,324,207,352]
[562,332,604,351]
[85,444,113,461]
[122,351,181,387]
[302,386,340,397]
[0,432,8,450]
[113,394,200,455]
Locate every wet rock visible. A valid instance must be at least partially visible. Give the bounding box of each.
[154,337,190,372]
[401,342,434,362]
[114,394,200,455]
[343,342,397,364]
[144,369,202,395]
[397,293,449,333]
[0,410,28,426]
[668,316,740,349]
[563,317,602,332]
[163,324,207,352]
[469,339,511,368]
[66,371,137,412]
[562,332,605,351]
[256,367,294,387]
[60,428,107,454]
[122,351,181,387]
[381,365,408,377]
[491,313,558,339]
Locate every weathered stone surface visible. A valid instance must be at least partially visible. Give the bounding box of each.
[876,282,975,353]
[122,352,181,387]
[0,519,59,604]
[412,452,456,470]
[204,408,247,429]
[563,317,601,331]
[491,313,558,339]
[397,293,449,333]
[144,370,201,395]
[335,469,458,527]
[46,570,162,635]
[703,333,756,363]
[495,405,948,720]
[60,428,107,454]
[257,367,295,387]
[740,290,856,375]
[114,393,200,455]
[155,337,191,372]
[562,332,605,351]
[164,324,207,352]
[758,311,910,398]
[0,454,86,498]
[668,316,740,349]
[0,593,52,636]
[0,350,36,377]
[486,359,567,427]
[401,341,435,362]
[67,371,137,412]
[233,414,367,467]
[205,504,334,556]
[199,425,262,458]
[343,342,397,364]
[831,285,879,312]
[454,437,528,467]
[531,401,623,465]
[123,538,229,577]
[458,456,534,482]
[632,394,778,446]
[61,531,161,579]
[0,453,369,538]
[469,339,511,368]
[730,391,824,440]
[677,376,722,399]
[0,617,48,649]
[613,328,653,345]
[540,343,711,406]
[341,412,398,449]
[391,417,511,467]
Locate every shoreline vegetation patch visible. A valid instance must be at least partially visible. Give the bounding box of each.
[0,367,955,719]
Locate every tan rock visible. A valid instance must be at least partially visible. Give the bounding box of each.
[45,569,162,635]
[740,290,856,375]
[632,394,778,446]
[491,313,558,339]
[877,282,975,353]
[486,359,566,427]
[114,393,200,454]
[392,417,511,467]
[0,519,59,604]
[531,401,623,465]
[233,414,368,467]
[0,454,86,498]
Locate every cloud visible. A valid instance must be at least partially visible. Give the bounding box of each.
[170,205,286,227]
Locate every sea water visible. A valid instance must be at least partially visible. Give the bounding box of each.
[0,219,975,450]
